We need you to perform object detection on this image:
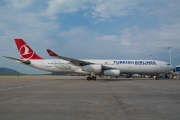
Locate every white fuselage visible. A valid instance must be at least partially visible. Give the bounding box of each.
[23,59,174,75]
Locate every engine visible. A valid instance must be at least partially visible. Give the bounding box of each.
[82,64,102,73]
[104,69,120,77]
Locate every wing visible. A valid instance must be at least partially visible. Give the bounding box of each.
[3,56,31,65]
[46,49,113,70]
[47,49,93,66]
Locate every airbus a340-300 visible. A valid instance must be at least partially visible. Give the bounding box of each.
[4,39,174,80]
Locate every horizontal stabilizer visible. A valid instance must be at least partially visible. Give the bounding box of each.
[3,56,31,64]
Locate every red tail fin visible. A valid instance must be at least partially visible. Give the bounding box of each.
[15,38,43,60]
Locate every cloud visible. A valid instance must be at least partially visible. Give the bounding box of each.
[43,0,180,23]
[43,0,141,21]
[90,0,180,23]
[8,0,34,9]
[95,35,118,41]
[91,0,139,21]
[57,26,101,55]
[0,0,180,74]
[0,0,60,73]
[140,0,180,23]
[45,0,93,19]
[0,0,59,48]
[92,23,180,55]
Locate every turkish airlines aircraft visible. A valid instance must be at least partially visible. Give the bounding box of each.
[4,39,174,80]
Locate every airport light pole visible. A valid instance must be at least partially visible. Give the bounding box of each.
[167,47,172,65]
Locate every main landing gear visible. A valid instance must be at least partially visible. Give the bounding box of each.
[155,74,159,80]
[155,76,159,80]
[87,76,96,81]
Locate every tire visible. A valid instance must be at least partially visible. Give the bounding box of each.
[87,77,91,81]
[92,77,96,81]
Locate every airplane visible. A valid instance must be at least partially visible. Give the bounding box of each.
[4,38,174,80]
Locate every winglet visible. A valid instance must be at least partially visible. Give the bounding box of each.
[47,49,58,56]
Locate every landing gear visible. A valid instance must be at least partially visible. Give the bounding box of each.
[155,76,159,80]
[92,76,96,80]
[155,74,159,80]
[87,76,91,81]
[87,76,96,81]
[126,74,132,78]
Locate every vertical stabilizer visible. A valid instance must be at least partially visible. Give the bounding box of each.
[14,38,43,60]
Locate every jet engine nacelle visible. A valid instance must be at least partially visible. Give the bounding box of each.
[104,69,120,77]
[82,64,102,73]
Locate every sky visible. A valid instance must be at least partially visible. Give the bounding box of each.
[0,0,180,74]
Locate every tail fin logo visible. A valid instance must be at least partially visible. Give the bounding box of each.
[20,44,34,59]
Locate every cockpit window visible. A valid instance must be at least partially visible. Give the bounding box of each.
[167,64,170,66]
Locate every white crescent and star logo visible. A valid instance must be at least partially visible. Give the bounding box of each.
[20,44,34,59]
[49,51,53,55]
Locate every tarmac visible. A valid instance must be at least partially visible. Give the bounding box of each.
[0,75,180,120]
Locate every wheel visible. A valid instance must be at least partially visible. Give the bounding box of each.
[156,77,159,80]
[87,77,91,81]
[155,74,159,80]
[92,76,96,81]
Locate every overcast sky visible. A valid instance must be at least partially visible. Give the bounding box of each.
[0,0,180,74]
